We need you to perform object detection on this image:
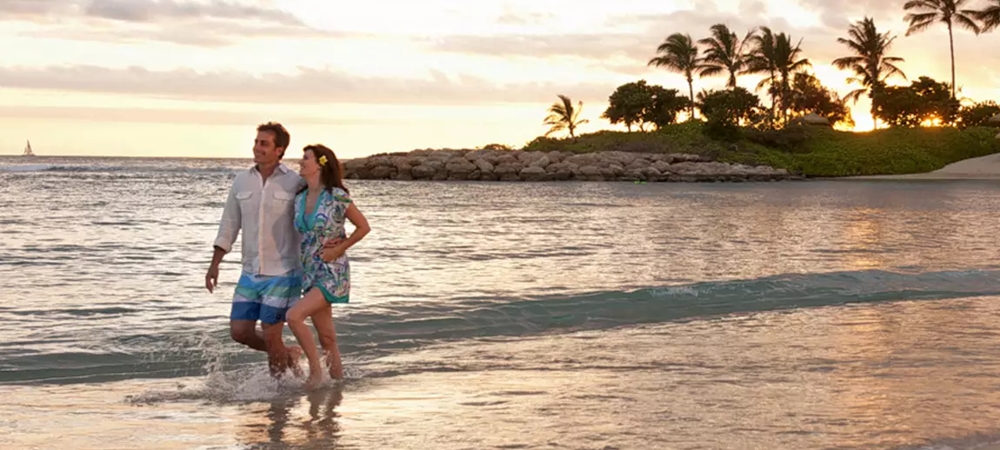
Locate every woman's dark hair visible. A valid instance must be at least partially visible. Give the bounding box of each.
[301,144,349,194]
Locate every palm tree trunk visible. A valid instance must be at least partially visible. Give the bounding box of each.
[768,70,776,127]
[782,76,790,125]
[687,77,695,120]
[948,21,956,99]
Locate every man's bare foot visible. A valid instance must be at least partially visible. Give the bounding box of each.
[304,370,324,390]
[287,345,304,377]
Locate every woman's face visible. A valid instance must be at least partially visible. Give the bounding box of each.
[300,149,320,178]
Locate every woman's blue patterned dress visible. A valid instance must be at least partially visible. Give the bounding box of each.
[293,187,351,303]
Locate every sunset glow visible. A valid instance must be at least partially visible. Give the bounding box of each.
[1,0,997,158]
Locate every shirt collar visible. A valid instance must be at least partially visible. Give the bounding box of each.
[251,163,289,175]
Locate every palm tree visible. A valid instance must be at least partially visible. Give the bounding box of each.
[648,33,704,119]
[743,26,779,120]
[543,94,588,138]
[903,0,981,98]
[698,24,757,89]
[772,33,812,123]
[973,0,1000,32]
[744,28,811,125]
[833,17,907,129]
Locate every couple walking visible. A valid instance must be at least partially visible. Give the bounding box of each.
[204,122,370,389]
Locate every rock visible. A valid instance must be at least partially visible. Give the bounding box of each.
[392,156,412,179]
[446,158,477,179]
[365,155,392,169]
[496,154,519,166]
[341,147,796,183]
[603,151,637,167]
[463,149,487,162]
[668,153,702,163]
[617,168,639,181]
[370,166,395,179]
[411,164,437,180]
[546,151,565,164]
[578,165,603,181]
[479,170,499,181]
[474,158,495,174]
[547,161,577,181]
[652,160,672,173]
[551,168,572,180]
[431,169,449,181]
[516,152,536,165]
[988,114,1000,127]
[566,154,597,167]
[641,167,663,181]
[530,155,551,169]
[494,163,521,181]
[520,166,548,181]
[625,159,648,172]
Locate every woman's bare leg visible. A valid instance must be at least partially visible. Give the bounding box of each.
[310,305,343,380]
[285,289,329,389]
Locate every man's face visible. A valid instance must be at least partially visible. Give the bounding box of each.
[253,130,283,165]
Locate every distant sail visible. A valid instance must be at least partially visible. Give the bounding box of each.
[23,140,34,156]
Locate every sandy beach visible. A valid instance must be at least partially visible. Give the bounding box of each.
[849,151,1000,180]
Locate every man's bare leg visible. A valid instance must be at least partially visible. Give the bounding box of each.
[262,322,305,378]
[230,320,266,351]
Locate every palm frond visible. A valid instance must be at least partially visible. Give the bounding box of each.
[954,12,983,32]
[972,0,1000,31]
[904,12,939,35]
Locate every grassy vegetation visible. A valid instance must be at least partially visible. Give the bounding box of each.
[521,123,1000,177]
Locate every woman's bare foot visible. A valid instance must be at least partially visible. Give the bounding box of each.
[328,359,344,380]
[286,345,304,377]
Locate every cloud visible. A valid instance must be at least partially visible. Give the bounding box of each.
[82,0,300,24]
[0,105,381,126]
[1,0,349,46]
[427,1,1000,93]
[0,0,74,16]
[429,8,806,66]
[0,65,617,105]
[20,17,353,47]
[495,11,554,25]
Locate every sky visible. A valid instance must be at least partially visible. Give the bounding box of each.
[1,0,998,159]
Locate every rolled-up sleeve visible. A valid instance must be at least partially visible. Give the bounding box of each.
[213,183,241,253]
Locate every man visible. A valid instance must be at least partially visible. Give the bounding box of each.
[205,121,304,377]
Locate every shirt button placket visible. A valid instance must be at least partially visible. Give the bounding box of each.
[258,172,266,275]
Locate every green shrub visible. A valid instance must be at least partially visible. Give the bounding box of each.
[519,122,1000,177]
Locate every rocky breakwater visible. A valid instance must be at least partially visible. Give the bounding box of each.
[343,149,795,182]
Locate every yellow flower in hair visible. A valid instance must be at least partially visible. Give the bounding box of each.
[318,155,328,166]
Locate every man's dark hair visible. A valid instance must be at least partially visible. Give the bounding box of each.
[257,122,291,158]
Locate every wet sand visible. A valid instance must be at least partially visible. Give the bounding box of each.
[8,296,1000,450]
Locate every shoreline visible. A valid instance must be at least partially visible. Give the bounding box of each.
[343,148,799,183]
[841,152,1000,180]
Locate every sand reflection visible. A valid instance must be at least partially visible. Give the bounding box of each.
[235,386,344,449]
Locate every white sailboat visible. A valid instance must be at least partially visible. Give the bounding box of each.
[23,140,34,157]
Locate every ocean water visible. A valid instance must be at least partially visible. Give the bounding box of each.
[4,156,1000,449]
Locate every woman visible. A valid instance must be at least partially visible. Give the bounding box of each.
[286,144,370,389]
